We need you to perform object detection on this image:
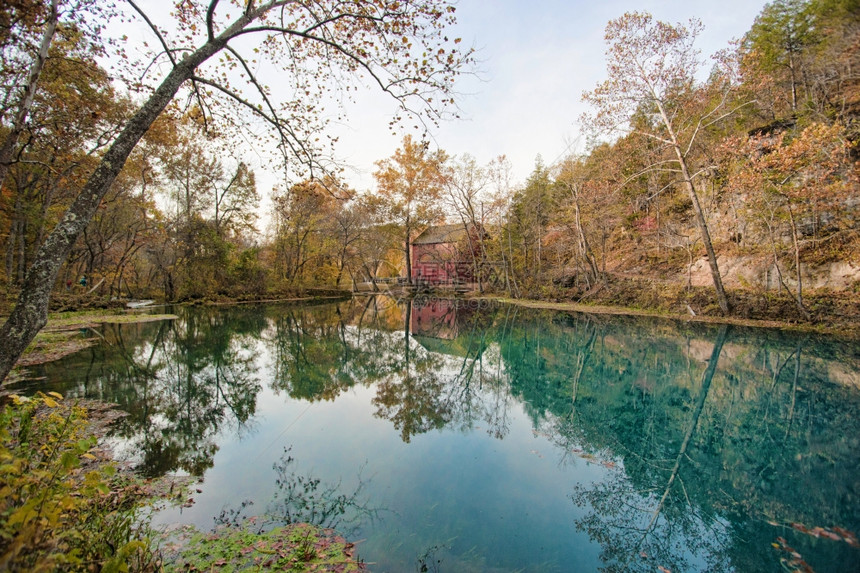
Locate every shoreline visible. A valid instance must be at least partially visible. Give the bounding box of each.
[5,311,179,381]
[476,295,860,340]
[6,288,859,378]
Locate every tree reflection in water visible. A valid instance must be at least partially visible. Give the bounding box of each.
[36,306,266,477]
[265,296,510,443]
[141,308,262,476]
[19,297,860,572]
[570,325,732,572]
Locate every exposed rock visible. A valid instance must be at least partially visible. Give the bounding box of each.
[688,256,860,291]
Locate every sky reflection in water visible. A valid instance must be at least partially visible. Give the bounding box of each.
[14,297,860,572]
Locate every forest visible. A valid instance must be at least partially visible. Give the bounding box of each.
[1,0,858,371]
[1,2,859,570]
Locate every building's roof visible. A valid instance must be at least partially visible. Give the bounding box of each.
[412,223,469,245]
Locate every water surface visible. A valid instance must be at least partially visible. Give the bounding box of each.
[13,297,860,572]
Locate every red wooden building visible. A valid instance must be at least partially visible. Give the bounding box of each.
[410,223,483,285]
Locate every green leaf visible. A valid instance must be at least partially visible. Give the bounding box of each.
[60,451,79,471]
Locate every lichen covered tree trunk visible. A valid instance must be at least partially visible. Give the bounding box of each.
[0,33,232,383]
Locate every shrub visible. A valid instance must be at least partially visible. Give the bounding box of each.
[0,393,155,572]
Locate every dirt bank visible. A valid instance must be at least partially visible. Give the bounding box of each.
[6,312,178,381]
[481,289,860,340]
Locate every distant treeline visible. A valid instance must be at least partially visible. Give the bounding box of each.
[1,0,857,316]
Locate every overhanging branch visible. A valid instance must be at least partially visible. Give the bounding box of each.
[189,75,317,174]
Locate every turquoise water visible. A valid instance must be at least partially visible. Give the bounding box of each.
[12,297,860,571]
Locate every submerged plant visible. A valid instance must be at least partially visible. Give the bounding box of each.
[164,520,366,572]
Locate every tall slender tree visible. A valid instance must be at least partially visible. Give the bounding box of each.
[742,0,816,115]
[582,12,744,314]
[0,0,58,189]
[443,154,496,292]
[374,135,448,285]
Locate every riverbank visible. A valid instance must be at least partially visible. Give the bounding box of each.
[5,281,859,380]
[12,311,179,371]
[476,277,860,340]
[1,288,352,381]
[482,295,860,339]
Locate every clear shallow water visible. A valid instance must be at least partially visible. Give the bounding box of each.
[11,297,860,572]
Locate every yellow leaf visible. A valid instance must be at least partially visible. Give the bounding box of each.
[47,391,63,400]
[82,453,96,460]
[43,397,58,408]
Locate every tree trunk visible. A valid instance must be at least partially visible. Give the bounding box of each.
[17,220,26,284]
[681,161,730,314]
[572,189,599,282]
[404,213,413,286]
[787,205,808,318]
[0,0,59,188]
[655,100,730,314]
[0,24,238,383]
[788,51,798,113]
[5,193,23,285]
[765,209,810,320]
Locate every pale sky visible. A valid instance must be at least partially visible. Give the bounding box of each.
[328,0,770,192]
[119,0,771,213]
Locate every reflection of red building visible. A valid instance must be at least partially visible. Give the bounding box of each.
[410,224,483,284]
[411,298,459,339]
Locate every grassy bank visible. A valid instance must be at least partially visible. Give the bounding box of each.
[4,287,351,377]
[480,277,860,339]
[11,311,179,375]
